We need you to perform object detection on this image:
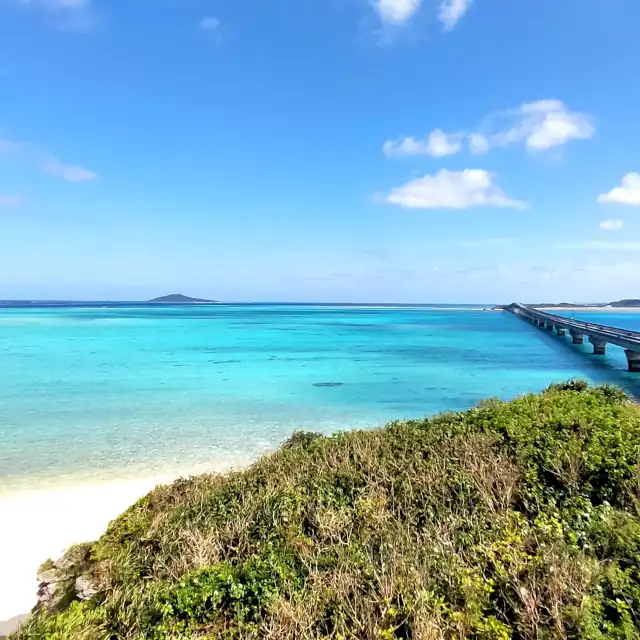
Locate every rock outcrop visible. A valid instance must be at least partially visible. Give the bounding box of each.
[35,543,99,612]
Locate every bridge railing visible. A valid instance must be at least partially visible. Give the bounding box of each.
[512,304,640,340]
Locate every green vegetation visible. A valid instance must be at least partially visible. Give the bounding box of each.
[13,382,640,639]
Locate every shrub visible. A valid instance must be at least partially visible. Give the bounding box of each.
[13,383,640,639]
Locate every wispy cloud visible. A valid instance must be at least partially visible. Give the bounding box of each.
[383,130,464,158]
[599,219,624,231]
[439,0,472,31]
[489,100,594,152]
[43,156,97,182]
[383,100,594,160]
[452,262,640,304]
[598,173,640,206]
[444,261,640,289]
[20,0,90,8]
[0,140,22,154]
[456,237,515,247]
[372,0,422,25]
[468,132,489,154]
[383,169,526,210]
[0,195,24,206]
[17,0,100,31]
[557,241,640,251]
[0,138,97,183]
[199,17,220,31]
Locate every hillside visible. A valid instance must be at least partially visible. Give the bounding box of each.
[148,294,216,303]
[13,381,640,639]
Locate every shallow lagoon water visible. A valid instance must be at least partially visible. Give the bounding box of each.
[3,303,640,493]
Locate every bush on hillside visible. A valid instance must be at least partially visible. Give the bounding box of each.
[13,382,640,639]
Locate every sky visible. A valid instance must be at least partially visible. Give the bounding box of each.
[1,0,639,303]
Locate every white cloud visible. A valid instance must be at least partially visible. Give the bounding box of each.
[597,173,640,206]
[599,219,624,231]
[558,241,640,251]
[468,132,489,154]
[43,156,97,182]
[200,17,220,30]
[0,195,24,206]
[373,0,421,24]
[383,100,593,161]
[521,100,594,151]
[0,138,97,183]
[426,130,464,157]
[439,0,472,30]
[383,129,463,158]
[384,169,526,210]
[382,137,425,157]
[486,100,594,152]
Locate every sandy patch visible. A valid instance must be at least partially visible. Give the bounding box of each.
[0,476,172,621]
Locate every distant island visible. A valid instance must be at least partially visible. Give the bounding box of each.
[525,302,599,309]
[532,299,640,308]
[148,294,217,304]
[610,299,640,307]
[493,298,640,310]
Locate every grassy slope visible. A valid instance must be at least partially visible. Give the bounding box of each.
[13,382,640,639]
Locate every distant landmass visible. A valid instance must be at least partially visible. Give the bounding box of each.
[531,302,584,308]
[148,294,217,303]
[610,299,640,307]
[495,298,640,310]
[533,299,640,308]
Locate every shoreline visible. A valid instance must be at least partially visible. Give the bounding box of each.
[0,474,189,622]
[0,614,29,639]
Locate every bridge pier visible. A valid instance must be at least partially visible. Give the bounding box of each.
[509,304,640,372]
[589,337,607,355]
[570,330,584,345]
[625,350,640,372]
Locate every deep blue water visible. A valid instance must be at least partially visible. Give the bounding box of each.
[2,304,640,493]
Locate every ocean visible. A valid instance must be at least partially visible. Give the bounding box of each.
[3,303,640,493]
[1,303,640,619]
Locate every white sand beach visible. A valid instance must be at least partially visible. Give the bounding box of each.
[0,476,173,622]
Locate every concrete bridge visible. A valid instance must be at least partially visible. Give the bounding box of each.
[506,303,640,372]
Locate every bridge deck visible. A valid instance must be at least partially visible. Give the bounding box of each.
[509,303,640,354]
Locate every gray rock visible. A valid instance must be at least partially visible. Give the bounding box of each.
[36,568,64,585]
[36,579,68,611]
[54,543,90,573]
[75,575,99,601]
[33,543,94,613]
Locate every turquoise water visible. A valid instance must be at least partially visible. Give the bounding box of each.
[555,310,640,331]
[2,304,640,493]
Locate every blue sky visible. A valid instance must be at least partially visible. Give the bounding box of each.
[1,0,639,302]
